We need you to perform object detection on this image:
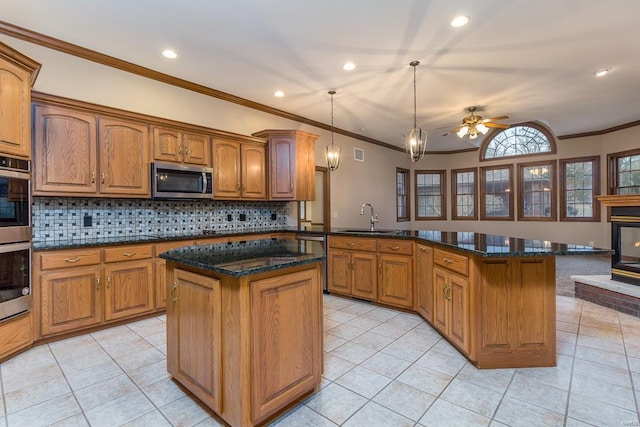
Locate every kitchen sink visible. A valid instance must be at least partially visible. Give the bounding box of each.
[337,229,398,235]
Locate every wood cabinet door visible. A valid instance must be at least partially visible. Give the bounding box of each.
[33,104,98,194]
[0,61,30,158]
[250,267,321,423]
[269,136,295,199]
[40,266,102,336]
[241,143,266,199]
[351,251,377,300]
[154,259,167,310]
[327,250,351,295]
[183,132,210,166]
[0,312,32,360]
[168,268,221,412]
[103,260,153,321]
[98,118,150,196]
[433,267,449,334]
[378,253,413,309]
[152,127,181,163]
[415,244,433,321]
[449,273,470,354]
[213,139,241,198]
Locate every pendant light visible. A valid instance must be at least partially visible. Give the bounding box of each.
[325,90,341,171]
[403,61,428,162]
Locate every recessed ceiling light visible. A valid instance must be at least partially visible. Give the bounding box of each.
[343,62,356,71]
[450,16,469,27]
[594,67,613,77]
[162,49,178,59]
[274,90,285,97]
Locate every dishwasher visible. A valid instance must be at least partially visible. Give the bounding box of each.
[295,232,328,293]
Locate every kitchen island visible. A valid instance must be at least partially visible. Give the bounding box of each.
[159,238,325,427]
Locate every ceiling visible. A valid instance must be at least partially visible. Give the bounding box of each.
[2,0,640,152]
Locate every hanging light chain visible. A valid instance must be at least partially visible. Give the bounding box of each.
[410,60,420,129]
[329,90,336,147]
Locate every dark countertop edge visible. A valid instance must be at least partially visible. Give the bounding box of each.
[33,227,614,257]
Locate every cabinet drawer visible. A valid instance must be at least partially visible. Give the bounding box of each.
[155,240,194,256]
[103,244,153,263]
[39,249,102,270]
[378,239,413,255]
[434,248,469,276]
[329,236,377,252]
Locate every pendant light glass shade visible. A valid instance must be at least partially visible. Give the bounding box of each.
[325,90,341,171]
[403,61,428,162]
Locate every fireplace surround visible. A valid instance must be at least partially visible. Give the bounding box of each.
[611,206,640,285]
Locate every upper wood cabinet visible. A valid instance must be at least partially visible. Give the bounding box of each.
[0,42,40,159]
[152,127,210,166]
[212,137,266,200]
[252,129,318,201]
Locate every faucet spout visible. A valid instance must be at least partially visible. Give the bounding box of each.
[359,203,378,231]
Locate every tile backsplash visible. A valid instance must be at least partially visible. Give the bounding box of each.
[33,197,290,243]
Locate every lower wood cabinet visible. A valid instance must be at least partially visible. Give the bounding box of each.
[378,253,413,309]
[103,259,153,321]
[415,244,433,321]
[327,249,377,299]
[433,266,470,354]
[0,312,33,361]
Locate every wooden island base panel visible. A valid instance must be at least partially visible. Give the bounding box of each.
[161,239,324,427]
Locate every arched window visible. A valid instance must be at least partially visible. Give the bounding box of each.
[481,123,556,161]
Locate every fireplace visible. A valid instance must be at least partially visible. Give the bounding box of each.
[612,206,640,285]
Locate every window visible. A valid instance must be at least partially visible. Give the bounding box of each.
[480,165,513,220]
[396,168,410,221]
[608,149,640,195]
[518,161,556,221]
[415,170,446,220]
[481,123,556,161]
[561,156,600,222]
[451,168,477,220]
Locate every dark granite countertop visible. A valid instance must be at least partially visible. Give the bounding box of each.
[33,226,613,258]
[159,239,325,277]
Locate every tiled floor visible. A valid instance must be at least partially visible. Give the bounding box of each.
[1,294,639,426]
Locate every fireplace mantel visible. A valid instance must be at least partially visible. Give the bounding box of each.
[597,194,640,207]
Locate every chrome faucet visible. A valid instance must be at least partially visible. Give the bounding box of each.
[360,203,378,231]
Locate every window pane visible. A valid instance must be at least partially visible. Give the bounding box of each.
[453,170,475,218]
[522,164,552,218]
[416,171,444,219]
[483,168,510,217]
[617,155,640,195]
[484,125,552,159]
[564,160,595,218]
[396,169,409,221]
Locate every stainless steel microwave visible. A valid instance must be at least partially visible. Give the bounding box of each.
[151,162,213,199]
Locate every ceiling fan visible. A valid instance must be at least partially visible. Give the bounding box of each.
[447,106,510,140]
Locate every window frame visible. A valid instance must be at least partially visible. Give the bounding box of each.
[517,160,557,222]
[560,156,600,222]
[414,169,446,221]
[396,167,410,222]
[451,167,478,220]
[607,148,640,196]
[480,122,557,162]
[480,164,514,221]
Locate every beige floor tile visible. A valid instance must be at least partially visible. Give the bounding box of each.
[440,378,502,418]
[4,376,71,414]
[414,349,467,376]
[557,320,579,334]
[397,364,453,396]
[431,338,465,357]
[340,302,376,316]
[115,347,166,372]
[127,359,171,388]
[1,361,64,394]
[5,393,81,427]
[91,325,140,348]
[144,330,167,348]
[557,330,578,345]
[105,337,154,359]
[515,355,573,391]
[349,331,395,351]
[271,405,337,426]
[64,360,124,391]
[327,323,366,341]
[629,356,640,373]
[571,373,636,411]
[48,335,101,360]
[330,342,376,365]
[49,413,90,426]
[455,364,514,394]
[386,312,423,329]
[343,401,413,427]
[75,373,138,411]
[325,310,359,323]
[324,332,348,352]
[556,340,576,357]
[370,321,413,338]
[335,366,392,399]
[579,324,623,341]
[359,351,411,379]
[557,312,581,325]
[56,348,113,375]
[323,296,354,310]
[380,339,428,362]
[324,317,342,331]
[394,330,441,351]
[84,390,155,427]
[574,344,628,369]
[344,316,382,331]
[193,415,227,426]
[564,417,593,427]
[506,374,568,414]
[494,396,565,427]
[419,398,490,427]
[373,380,436,421]
[1,345,55,373]
[573,358,633,388]
[126,317,165,337]
[121,410,172,427]
[568,393,639,425]
[360,307,399,322]
[304,383,367,425]
[322,353,356,381]
[577,334,626,354]
[142,377,189,407]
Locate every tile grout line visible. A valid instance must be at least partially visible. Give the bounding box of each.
[561,299,582,427]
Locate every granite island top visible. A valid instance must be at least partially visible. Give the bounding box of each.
[33,226,613,258]
[159,238,325,277]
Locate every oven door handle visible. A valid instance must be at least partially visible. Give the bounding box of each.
[0,242,31,254]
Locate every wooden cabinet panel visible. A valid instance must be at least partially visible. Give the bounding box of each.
[433,267,449,334]
[378,239,413,256]
[213,139,241,198]
[103,259,153,321]
[154,259,168,310]
[329,236,377,252]
[40,266,102,336]
[415,244,433,321]
[479,259,510,349]
[169,268,221,412]
[39,248,101,270]
[378,253,413,309]
[98,118,149,196]
[103,244,153,263]
[152,127,181,163]
[183,132,210,166]
[269,136,295,199]
[351,252,377,300]
[0,61,31,158]
[449,273,470,353]
[241,143,266,199]
[0,313,32,360]
[250,268,321,423]
[153,128,210,166]
[33,105,98,194]
[434,248,469,276]
[327,250,351,295]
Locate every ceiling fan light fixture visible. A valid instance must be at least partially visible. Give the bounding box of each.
[403,61,428,162]
[476,123,489,134]
[468,129,479,140]
[325,90,341,171]
[456,126,469,138]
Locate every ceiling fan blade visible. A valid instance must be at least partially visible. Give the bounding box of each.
[483,115,509,122]
[484,122,510,129]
